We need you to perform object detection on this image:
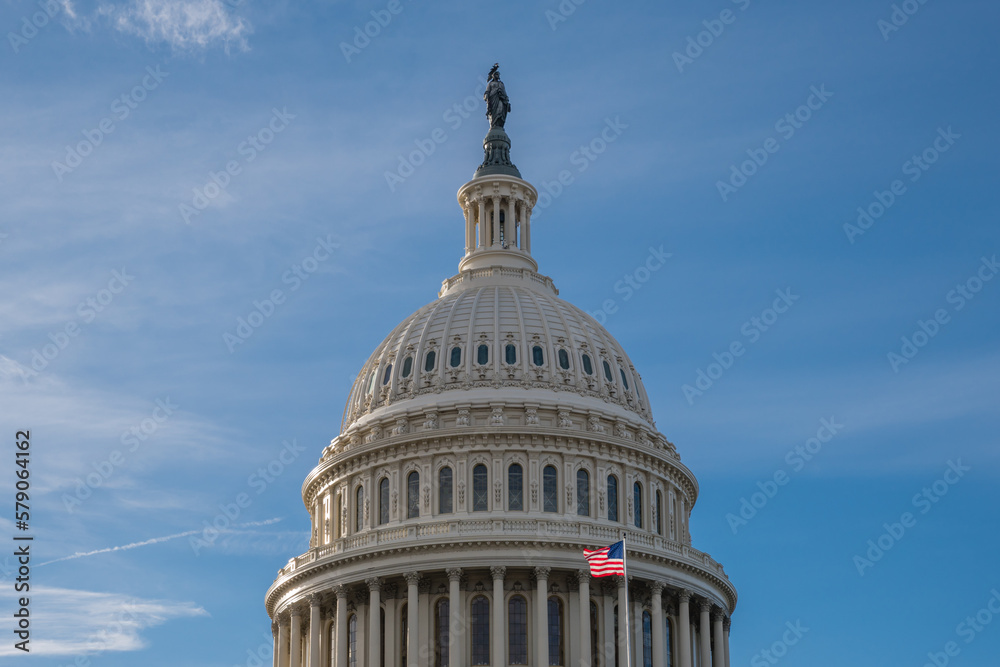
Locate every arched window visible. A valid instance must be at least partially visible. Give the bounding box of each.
[407,471,420,519]
[424,350,437,372]
[619,367,630,391]
[582,353,594,376]
[508,463,524,511]
[439,467,453,514]
[355,486,365,532]
[379,478,389,525]
[450,346,462,367]
[558,348,570,369]
[634,482,643,529]
[382,364,392,385]
[471,595,490,665]
[590,601,600,667]
[505,344,517,364]
[366,371,376,395]
[655,490,663,535]
[472,464,488,512]
[435,598,449,667]
[477,344,489,365]
[401,356,413,378]
[577,469,590,516]
[603,360,614,382]
[548,597,564,666]
[348,614,357,667]
[642,611,652,667]
[532,345,544,366]
[543,465,558,513]
[508,595,528,665]
[607,475,619,522]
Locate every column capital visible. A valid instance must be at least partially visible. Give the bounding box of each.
[404,571,421,586]
[366,577,382,593]
[678,588,692,603]
[699,599,712,613]
[309,593,323,607]
[724,616,732,631]
[290,605,304,618]
[575,569,592,586]
[649,580,665,596]
[278,613,290,627]
[333,584,348,600]
[613,574,627,589]
[534,566,551,580]
[712,608,725,622]
[490,565,506,581]
[447,568,464,582]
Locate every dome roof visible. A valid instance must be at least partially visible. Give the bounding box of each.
[341,267,655,432]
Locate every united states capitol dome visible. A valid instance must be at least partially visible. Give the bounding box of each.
[267,65,734,667]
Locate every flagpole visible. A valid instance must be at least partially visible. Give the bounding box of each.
[622,531,632,667]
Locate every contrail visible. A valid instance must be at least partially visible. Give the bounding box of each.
[36,517,284,567]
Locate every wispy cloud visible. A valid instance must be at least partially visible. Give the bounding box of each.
[0,586,207,656]
[37,517,283,566]
[102,0,252,53]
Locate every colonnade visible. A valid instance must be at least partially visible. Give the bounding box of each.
[271,567,731,667]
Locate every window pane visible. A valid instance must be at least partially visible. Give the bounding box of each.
[665,616,673,667]
[401,356,412,378]
[407,471,420,519]
[509,596,528,665]
[582,354,593,376]
[349,614,357,667]
[439,467,453,514]
[379,478,389,525]
[471,596,490,665]
[603,360,613,382]
[425,350,436,372]
[558,349,570,369]
[634,482,643,529]
[436,599,449,667]
[642,611,652,667]
[619,367,630,390]
[607,476,618,522]
[508,464,524,511]
[383,364,392,385]
[543,466,558,513]
[577,469,590,516]
[473,464,488,512]
[356,487,365,531]
[505,344,517,364]
[548,597,563,666]
[450,346,462,368]
[532,345,544,366]
[477,344,489,365]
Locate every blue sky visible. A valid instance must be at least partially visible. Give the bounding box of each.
[0,0,998,665]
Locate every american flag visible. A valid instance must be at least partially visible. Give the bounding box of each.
[583,540,626,577]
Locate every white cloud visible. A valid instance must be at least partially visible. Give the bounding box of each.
[104,0,252,53]
[0,586,207,656]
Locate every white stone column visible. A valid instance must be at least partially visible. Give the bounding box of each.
[650,582,664,667]
[290,607,303,667]
[616,577,628,667]
[367,578,381,667]
[309,595,322,667]
[448,568,463,667]
[536,567,551,667]
[492,198,500,246]
[405,572,420,667]
[491,566,506,667]
[698,602,711,667]
[677,591,692,667]
[578,570,591,667]
[633,593,643,667]
[712,610,725,667]
[723,617,731,667]
[278,615,290,667]
[335,586,348,667]
[272,621,280,667]
[523,207,532,253]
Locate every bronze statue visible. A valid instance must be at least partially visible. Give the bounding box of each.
[484,63,510,129]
